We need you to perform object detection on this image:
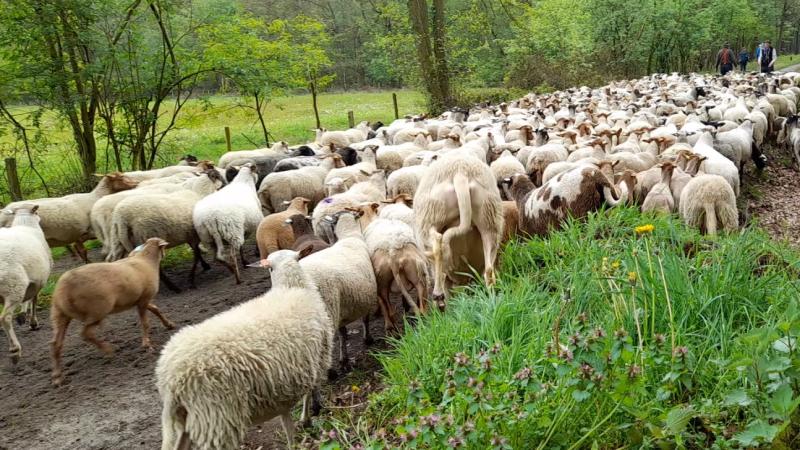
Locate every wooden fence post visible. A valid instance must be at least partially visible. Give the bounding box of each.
[392,92,399,119]
[347,111,355,128]
[4,157,23,201]
[224,126,232,152]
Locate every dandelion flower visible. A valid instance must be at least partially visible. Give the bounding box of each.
[628,271,638,284]
[635,224,655,234]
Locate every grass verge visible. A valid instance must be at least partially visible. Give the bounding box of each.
[309,207,800,449]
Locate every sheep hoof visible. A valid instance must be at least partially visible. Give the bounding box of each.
[29,320,40,331]
[52,376,63,387]
[101,345,115,356]
[9,351,20,365]
[165,321,176,330]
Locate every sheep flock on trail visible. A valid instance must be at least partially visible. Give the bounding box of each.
[1,69,800,448]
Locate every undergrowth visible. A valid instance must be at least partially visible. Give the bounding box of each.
[309,207,800,449]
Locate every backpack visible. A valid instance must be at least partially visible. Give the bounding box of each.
[721,49,731,65]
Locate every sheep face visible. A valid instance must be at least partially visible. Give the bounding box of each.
[103,173,140,192]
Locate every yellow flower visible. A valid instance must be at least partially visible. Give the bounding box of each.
[628,271,638,284]
[611,260,621,270]
[635,224,655,235]
[351,385,361,393]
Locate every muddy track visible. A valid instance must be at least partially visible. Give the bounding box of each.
[0,243,390,450]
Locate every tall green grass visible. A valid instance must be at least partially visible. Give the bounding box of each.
[314,208,800,449]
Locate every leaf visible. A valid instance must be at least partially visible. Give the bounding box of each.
[733,420,779,446]
[773,337,796,353]
[664,405,696,435]
[769,383,796,417]
[723,389,753,407]
[572,390,591,402]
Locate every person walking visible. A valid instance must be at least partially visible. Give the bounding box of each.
[739,47,750,72]
[716,43,736,75]
[759,40,777,73]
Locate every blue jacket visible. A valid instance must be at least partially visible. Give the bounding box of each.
[739,51,750,63]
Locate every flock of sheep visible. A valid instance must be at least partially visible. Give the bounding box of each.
[1,68,800,449]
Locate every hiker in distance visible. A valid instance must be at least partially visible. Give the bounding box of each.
[739,47,750,72]
[758,40,777,73]
[716,43,736,75]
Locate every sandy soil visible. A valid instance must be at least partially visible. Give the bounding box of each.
[0,243,388,450]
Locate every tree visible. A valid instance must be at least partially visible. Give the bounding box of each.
[285,16,335,130]
[407,0,455,113]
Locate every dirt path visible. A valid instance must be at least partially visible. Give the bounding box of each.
[745,145,800,247]
[0,244,389,450]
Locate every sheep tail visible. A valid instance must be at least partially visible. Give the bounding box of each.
[391,257,419,314]
[703,202,718,235]
[441,172,472,256]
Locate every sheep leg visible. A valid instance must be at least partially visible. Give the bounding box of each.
[0,307,21,364]
[81,321,114,355]
[338,326,351,371]
[403,259,428,314]
[159,269,182,293]
[477,225,499,287]
[136,304,153,350]
[362,316,374,346]
[376,284,398,334]
[50,311,71,386]
[75,239,90,264]
[29,295,39,330]
[229,246,242,284]
[279,413,295,447]
[147,303,176,330]
[190,241,211,271]
[239,246,249,267]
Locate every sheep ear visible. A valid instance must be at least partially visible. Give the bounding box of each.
[158,239,169,248]
[612,160,620,167]
[370,202,379,212]
[30,205,39,214]
[298,246,314,259]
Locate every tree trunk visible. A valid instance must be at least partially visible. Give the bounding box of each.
[407,0,453,114]
[310,80,321,130]
[254,91,270,147]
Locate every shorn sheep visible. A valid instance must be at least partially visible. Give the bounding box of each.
[679,174,738,235]
[0,173,139,262]
[157,248,333,450]
[193,164,263,284]
[50,238,173,386]
[0,205,52,364]
[414,154,504,302]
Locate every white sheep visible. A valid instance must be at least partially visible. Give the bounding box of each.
[299,211,378,372]
[193,165,263,284]
[0,205,52,363]
[258,154,344,213]
[378,194,415,228]
[679,174,738,235]
[0,173,139,262]
[641,162,676,213]
[693,131,740,196]
[156,248,333,450]
[217,141,289,169]
[312,171,386,242]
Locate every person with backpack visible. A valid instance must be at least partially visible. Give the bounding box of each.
[716,43,736,75]
[758,40,777,73]
[739,47,750,72]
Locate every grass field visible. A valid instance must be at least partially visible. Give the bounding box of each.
[776,54,800,71]
[0,90,425,201]
[312,208,800,449]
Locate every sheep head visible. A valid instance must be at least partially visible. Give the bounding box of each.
[102,172,140,193]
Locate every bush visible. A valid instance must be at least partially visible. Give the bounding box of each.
[313,208,800,448]
[455,87,528,108]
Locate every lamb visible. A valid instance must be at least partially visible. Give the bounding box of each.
[286,214,330,257]
[105,170,227,289]
[679,174,738,235]
[217,141,290,169]
[193,164,263,284]
[350,203,429,331]
[641,162,676,213]
[298,211,378,372]
[0,173,139,262]
[50,238,173,386]
[503,165,619,237]
[255,197,311,260]
[0,205,52,364]
[258,154,344,213]
[415,154,504,302]
[378,194,415,228]
[156,248,333,450]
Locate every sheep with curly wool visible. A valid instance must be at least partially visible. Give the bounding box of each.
[0,205,52,364]
[258,154,344,213]
[156,248,333,450]
[0,173,139,263]
[679,174,738,235]
[299,211,378,372]
[193,165,262,284]
[217,141,289,169]
[255,197,311,260]
[106,171,226,289]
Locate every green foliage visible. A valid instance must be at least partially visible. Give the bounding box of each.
[313,208,800,448]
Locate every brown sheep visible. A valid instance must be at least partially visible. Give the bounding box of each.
[286,214,330,257]
[255,197,311,260]
[501,201,520,244]
[50,237,174,386]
